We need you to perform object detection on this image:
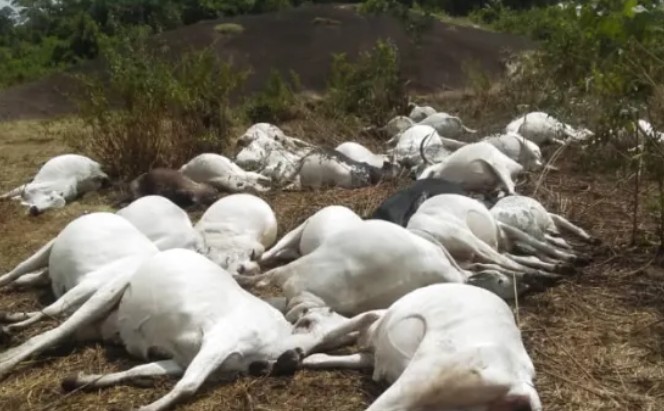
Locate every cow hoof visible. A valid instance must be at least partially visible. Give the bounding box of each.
[0,325,13,338]
[588,237,602,246]
[248,360,272,377]
[0,328,12,345]
[524,272,561,287]
[575,254,593,266]
[61,375,81,392]
[556,263,577,275]
[273,348,303,376]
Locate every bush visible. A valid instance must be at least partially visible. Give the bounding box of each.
[244,69,301,123]
[325,39,408,125]
[70,33,248,179]
[477,1,664,248]
[214,23,245,35]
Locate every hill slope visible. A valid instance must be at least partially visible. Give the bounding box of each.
[0,4,532,122]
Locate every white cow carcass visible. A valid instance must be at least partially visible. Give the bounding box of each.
[299,283,542,411]
[418,141,524,196]
[116,195,206,252]
[417,112,477,140]
[620,119,664,152]
[408,103,437,122]
[0,213,157,336]
[490,194,598,248]
[0,249,333,409]
[1,154,109,215]
[235,123,312,152]
[195,193,278,275]
[237,123,288,146]
[243,220,468,316]
[383,115,415,139]
[406,194,561,299]
[387,125,453,173]
[180,153,272,193]
[506,111,594,145]
[287,150,398,190]
[259,205,362,266]
[484,132,544,171]
[334,142,390,169]
[234,125,315,186]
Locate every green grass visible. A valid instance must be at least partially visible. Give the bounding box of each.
[214,23,245,35]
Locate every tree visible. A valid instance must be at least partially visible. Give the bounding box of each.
[0,6,16,38]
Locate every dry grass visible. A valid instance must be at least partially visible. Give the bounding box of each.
[1,102,663,411]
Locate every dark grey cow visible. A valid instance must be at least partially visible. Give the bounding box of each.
[368,178,467,226]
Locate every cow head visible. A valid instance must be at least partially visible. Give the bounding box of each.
[291,302,382,354]
[291,306,343,334]
[207,239,265,276]
[514,135,543,171]
[22,188,67,216]
[381,160,401,179]
[192,183,221,206]
[243,172,273,192]
[466,271,529,300]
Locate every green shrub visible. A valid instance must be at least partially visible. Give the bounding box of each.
[214,23,245,35]
[325,39,408,125]
[244,69,300,123]
[71,33,248,179]
[480,1,664,247]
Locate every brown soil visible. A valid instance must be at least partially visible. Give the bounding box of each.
[0,3,532,122]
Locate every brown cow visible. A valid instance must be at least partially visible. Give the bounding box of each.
[125,168,221,209]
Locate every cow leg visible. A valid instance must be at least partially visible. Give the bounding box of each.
[365,345,517,411]
[259,219,307,266]
[506,254,569,273]
[0,239,55,287]
[499,223,577,261]
[304,310,385,355]
[301,353,374,370]
[1,280,99,334]
[137,329,247,411]
[463,262,561,284]
[62,360,183,391]
[0,184,27,199]
[463,262,514,275]
[545,234,573,250]
[454,230,537,275]
[9,268,50,289]
[549,213,597,243]
[0,269,132,379]
[477,159,516,195]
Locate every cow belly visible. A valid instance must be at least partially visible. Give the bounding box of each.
[439,162,495,190]
[299,161,354,188]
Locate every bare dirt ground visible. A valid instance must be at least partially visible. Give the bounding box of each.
[0,3,531,122]
[1,90,663,410]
